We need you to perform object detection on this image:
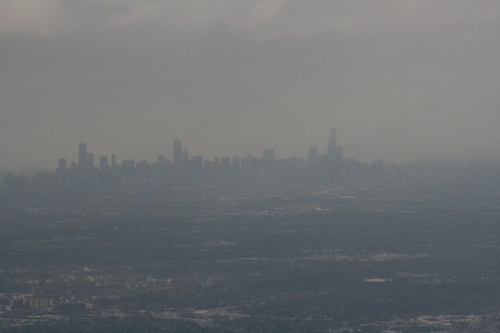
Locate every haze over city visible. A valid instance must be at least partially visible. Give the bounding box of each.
[1,1,500,171]
[3,3,500,331]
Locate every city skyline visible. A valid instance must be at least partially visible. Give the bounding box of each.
[2,121,499,175]
[3,127,360,190]
[63,128,344,172]
[2,1,500,170]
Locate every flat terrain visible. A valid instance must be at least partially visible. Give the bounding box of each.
[1,186,500,332]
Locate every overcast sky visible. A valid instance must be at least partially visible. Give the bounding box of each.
[1,1,500,170]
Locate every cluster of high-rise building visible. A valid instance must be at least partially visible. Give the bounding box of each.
[2,128,412,191]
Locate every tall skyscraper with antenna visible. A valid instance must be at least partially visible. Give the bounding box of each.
[327,127,343,167]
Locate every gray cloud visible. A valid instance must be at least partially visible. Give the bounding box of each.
[1,1,500,170]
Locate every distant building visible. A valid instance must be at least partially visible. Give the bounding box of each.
[87,153,94,168]
[232,156,241,169]
[335,144,343,161]
[173,139,182,170]
[261,149,276,170]
[326,127,343,168]
[182,148,189,170]
[100,156,109,170]
[58,158,66,170]
[78,142,87,169]
[221,156,231,171]
[192,156,203,173]
[212,157,220,174]
[158,154,165,165]
[122,160,135,173]
[327,127,337,160]
[307,148,318,166]
[203,160,211,172]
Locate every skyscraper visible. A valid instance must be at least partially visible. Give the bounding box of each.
[261,149,276,170]
[173,139,182,170]
[182,148,189,170]
[100,156,109,170]
[327,127,337,160]
[327,127,343,168]
[78,142,87,170]
[335,145,343,161]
